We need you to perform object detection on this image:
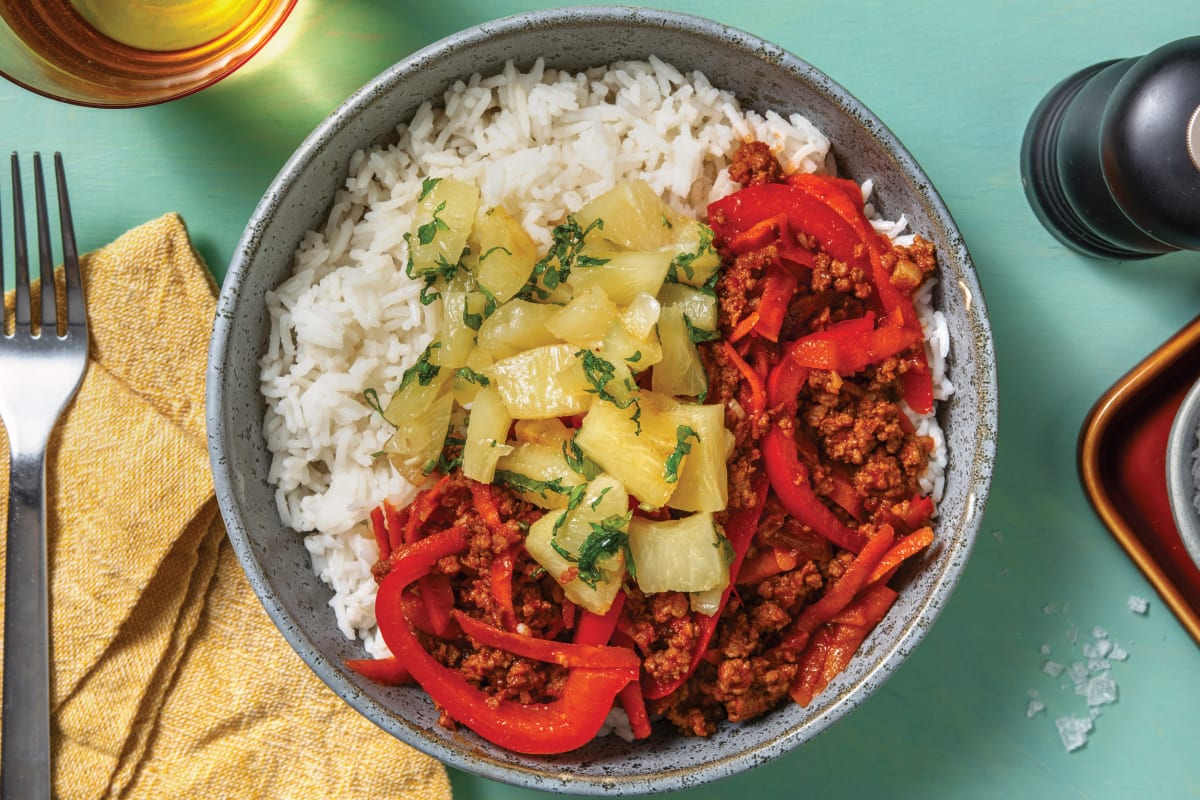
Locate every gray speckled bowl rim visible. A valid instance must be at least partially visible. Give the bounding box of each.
[1166,377,1200,570]
[207,5,998,795]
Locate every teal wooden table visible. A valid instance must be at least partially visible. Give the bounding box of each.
[5,1,1200,797]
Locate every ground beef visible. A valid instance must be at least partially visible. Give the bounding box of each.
[728,140,784,186]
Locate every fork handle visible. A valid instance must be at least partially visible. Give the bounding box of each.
[2,440,52,800]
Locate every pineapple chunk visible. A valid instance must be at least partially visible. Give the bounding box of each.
[461,385,513,483]
[431,290,489,369]
[407,178,480,277]
[494,441,585,509]
[475,299,561,360]
[620,292,662,340]
[652,306,708,399]
[574,390,685,508]
[545,286,618,348]
[514,418,572,448]
[524,475,630,613]
[567,248,674,306]
[450,348,494,407]
[466,206,539,302]
[664,221,721,287]
[599,316,663,372]
[627,512,730,594]
[658,282,718,334]
[573,180,680,251]
[382,363,454,483]
[666,402,730,513]
[490,344,591,419]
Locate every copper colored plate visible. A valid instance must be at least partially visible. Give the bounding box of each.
[1079,314,1200,644]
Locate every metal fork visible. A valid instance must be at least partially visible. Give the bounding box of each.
[0,152,88,800]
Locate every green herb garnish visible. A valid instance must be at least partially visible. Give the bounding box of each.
[664,425,700,483]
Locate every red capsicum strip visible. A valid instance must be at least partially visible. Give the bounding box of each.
[712,176,934,414]
[490,545,519,631]
[375,527,636,755]
[641,477,769,700]
[451,610,640,670]
[784,311,922,374]
[369,506,390,560]
[346,656,412,686]
[787,174,935,415]
[762,424,868,554]
[709,183,867,273]
[764,341,871,553]
[754,262,799,342]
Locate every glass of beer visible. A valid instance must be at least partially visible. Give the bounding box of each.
[0,0,297,107]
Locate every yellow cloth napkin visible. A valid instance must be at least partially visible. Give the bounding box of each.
[0,214,451,800]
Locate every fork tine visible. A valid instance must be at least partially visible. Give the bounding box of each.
[54,152,85,335]
[33,153,57,335]
[10,153,32,332]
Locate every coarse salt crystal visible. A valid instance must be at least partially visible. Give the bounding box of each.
[1040,643,1052,656]
[1043,660,1065,678]
[1127,595,1150,615]
[1085,673,1118,707]
[1067,662,1089,685]
[1027,699,1046,718]
[1055,715,1094,752]
[1109,643,1129,661]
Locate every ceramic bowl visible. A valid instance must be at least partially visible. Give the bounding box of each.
[1166,377,1200,571]
[207,6,998,794]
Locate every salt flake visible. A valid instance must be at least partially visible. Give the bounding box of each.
[1043,660,1065,678]
[1055,715,1094,752]
[1127,596,1150,615]
[1085,673,1118,707]
[1026,699,1046,718]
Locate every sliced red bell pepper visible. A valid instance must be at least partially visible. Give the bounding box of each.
[403,475,451,544]
[901,350,934,415]
[369,506,390,560]
[709,183,868,274]
[491,545,519,631]
[754,262,799,342]
[609,627,653,740]
[784,311,923,375]
[762,423,867,553]
[375,527,637,755]
[641,477,769,700]
[345,656,413,686]
[417,571,457,639]
[725,212,790,254]
[451,610,640,671]
[574,592,625,646]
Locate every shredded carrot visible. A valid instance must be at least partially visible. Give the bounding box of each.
[722,339,766,414]
[728,311,760,343]
[867,527,935,585]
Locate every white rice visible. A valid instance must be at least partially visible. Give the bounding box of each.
[259,57,952,657]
